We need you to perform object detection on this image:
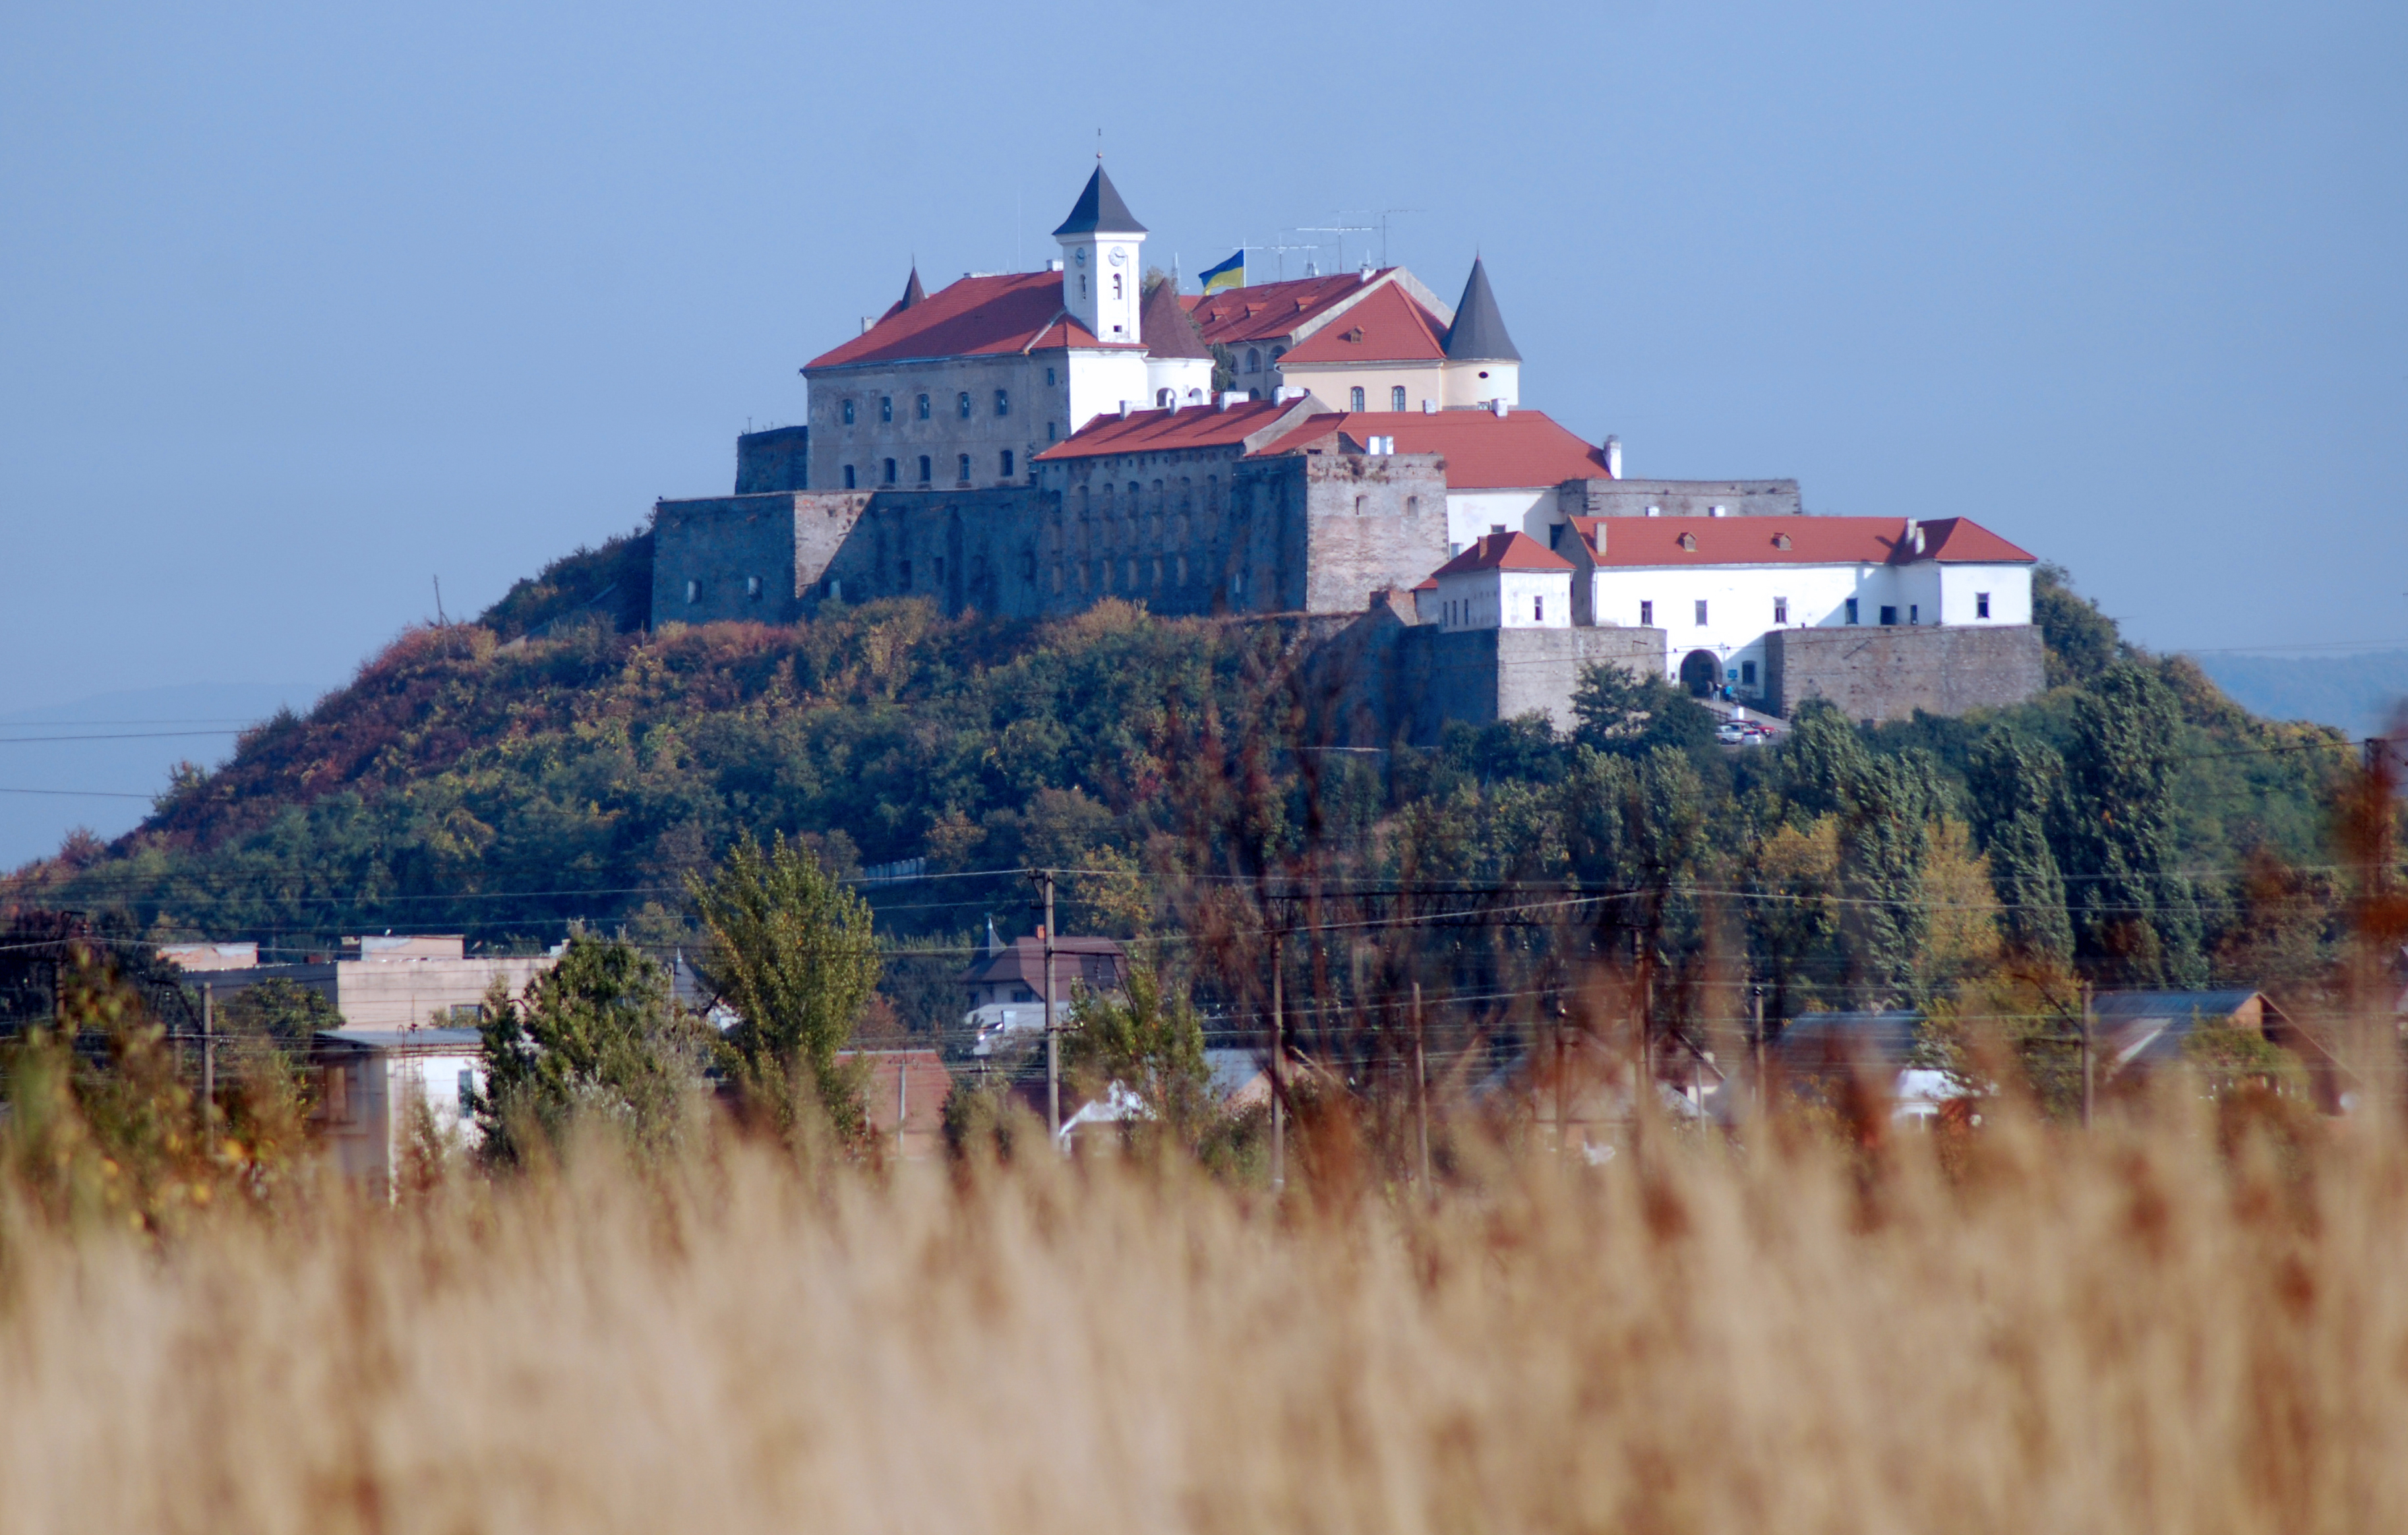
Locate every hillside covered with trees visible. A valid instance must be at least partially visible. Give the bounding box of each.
[1,548,2376,1046]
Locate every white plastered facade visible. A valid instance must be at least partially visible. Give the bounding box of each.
[1433,566,1574,632]
[1588,560,2033,699]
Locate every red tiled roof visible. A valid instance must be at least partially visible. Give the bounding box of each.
[806,272,1139,370]
[1277,282,1449,364]
[1431,531,1574,577]
[1189,270,1396,345]
[1586,516,2036,568]
[1033,399,1300,461]
[1255,409,1610,489]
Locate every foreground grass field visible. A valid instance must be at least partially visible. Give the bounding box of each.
[1,1091,2401,1535]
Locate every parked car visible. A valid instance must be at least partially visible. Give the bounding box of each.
[1715,723,1749,744]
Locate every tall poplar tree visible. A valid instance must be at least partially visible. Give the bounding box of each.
[1965,726,2075,967]
[2061,665,2206,987]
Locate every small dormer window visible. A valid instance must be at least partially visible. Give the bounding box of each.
[1774,533,1791,549]
[1678,531,1697,551]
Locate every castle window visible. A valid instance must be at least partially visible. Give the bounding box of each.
[1639,600,1654,626]
[880,396,893,423]
[957,454,971,483]
[843,464,857,490]
[1695,599,1708,625]
[916,394,930,420]
[952,392,968,420]
[882,458,897,486]
[1045,367,1056,386]
[1391,386,1407,411]
[1846,597,1860,625]
[1742,661,1757,686]
[1000,449,1015,477]
[1909,604,1920,624]
[1245,348,1261,373]
[1774,597,1788,623]
[1350,386,1366,411]
[684,579,698,605]
[1269,346,1284,365]
[1534,595,1545,622]
[1406,495,1419,517]
[1111,273,1122,299]
[994,390,1009,417]
[1354,495,1366,515]
[1047,421,1058,442]
[1976,591,1991,618]
[917,455,932,483]
[746,576,762,601]
[842,400,857,425]
[1880,605,1898,626]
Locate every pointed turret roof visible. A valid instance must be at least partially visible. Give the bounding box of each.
[1139,278,1211,360]
[1052,165,1147,237]
[1443,257,1520,363]
[877,266,928,324]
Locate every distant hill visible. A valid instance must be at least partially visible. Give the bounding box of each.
[2191,650,2408,740]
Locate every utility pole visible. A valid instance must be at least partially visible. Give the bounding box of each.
[1751,982,1766,1118]
[1269,909,1285,1194]
[2078,981,2095,1130]
[200,982,216,1133]
[1413,980,1431,1195]
[1034,871,1060,1141]
[1553,996,1569,1164]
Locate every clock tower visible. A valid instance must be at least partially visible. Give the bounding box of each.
[1052,164,1147,346]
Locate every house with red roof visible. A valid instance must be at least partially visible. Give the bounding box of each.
[1187,257,1521,415]
[1422,531,1575,632]
[793,166,1215,497]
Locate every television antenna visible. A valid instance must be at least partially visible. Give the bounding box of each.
[1340,208,1422,268]
[1296,222,1373,272]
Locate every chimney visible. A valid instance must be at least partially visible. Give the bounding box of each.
[1604,435,1622,479]
[1166,393,1180,414]
[1492,399,1510,418]
[1219,391,1246,408]
[1422,398,1437,414]
[1709,504,1728,518]
[1118,400,1132,419]
[860,317,873,334]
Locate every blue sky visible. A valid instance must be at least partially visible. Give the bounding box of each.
[1,0,2403,855]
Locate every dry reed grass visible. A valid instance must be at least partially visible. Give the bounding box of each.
[1,1087,2403,1535]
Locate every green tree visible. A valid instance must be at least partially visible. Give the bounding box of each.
[476,934,709,1164]
[2062,665,2207,988]
[1965,726,2075,966]
[2033,562,2124,688]
[1571,663,1714,757]
[1064,963,1216,1154]
[688,833,881,1142]
[1772,705,1936,1006]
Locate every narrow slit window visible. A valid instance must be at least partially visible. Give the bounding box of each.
[1846,597,1859,625]
[918,455,932,483]
[1773,597,1788,624]
[1976,591,1991,618]
[1695,599,1708,625]
[1639,600,1654,626]
[1000,449,1014,477]
[842,464,857,489]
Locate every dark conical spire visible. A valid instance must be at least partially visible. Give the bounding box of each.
[899,265,926,309]
[1051,164,1147,237]
[1443,256,1520,363]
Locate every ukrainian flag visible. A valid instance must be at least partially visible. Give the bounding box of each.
[1199,249,1245,295]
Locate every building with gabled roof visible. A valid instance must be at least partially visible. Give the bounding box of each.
[795,166,1212,497]
[1424,531,1574,632]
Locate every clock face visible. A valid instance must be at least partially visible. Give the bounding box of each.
[1107,247,1127,267]
[1074,248,1086,266]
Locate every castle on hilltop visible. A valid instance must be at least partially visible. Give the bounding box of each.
[652,167,2044,734]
